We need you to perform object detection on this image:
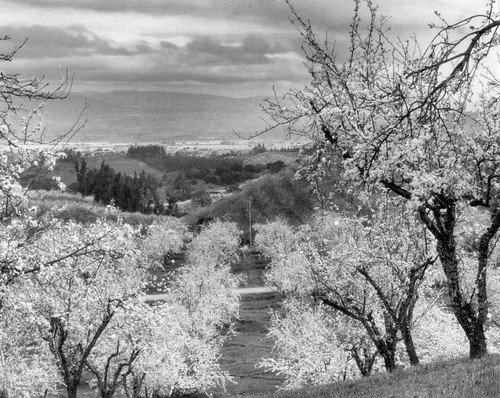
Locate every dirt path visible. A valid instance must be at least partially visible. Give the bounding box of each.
[146,289,283,397]
[210,291,284,397]
[145,250,281,396]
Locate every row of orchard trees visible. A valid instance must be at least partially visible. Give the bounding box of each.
[0,211,239,398]
[1,213,242,398]
[255,0,500,369]
[255,200,500,388]
[0,37,242,397]
[1,212,242,397]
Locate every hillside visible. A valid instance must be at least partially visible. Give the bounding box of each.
[31,152,165,189]
[269,355,500,398]
[83,152,165,180]
[38,90,283,142]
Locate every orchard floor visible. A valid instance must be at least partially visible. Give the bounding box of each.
[206,250,285,396]
[209,291,284,398]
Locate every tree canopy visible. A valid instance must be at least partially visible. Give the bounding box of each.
[262,0,500,359]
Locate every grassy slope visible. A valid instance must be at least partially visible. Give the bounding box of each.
[43,152,165,188]
[268,355,500,398]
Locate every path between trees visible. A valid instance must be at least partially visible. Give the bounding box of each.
[146,286,283,397]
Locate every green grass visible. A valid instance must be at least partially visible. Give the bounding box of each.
[266,355,500,398]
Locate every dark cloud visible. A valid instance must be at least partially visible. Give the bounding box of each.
[2,38,308,87]
[160,41,178,51]
[241,35,273,54]
[0,25,152,58]
[10,0,455,47]
[12,0,291,24]
[9,1,438,53]
[184,35,275,65]
[3,0,474,99]
[135,42,154,53]
[0,24,303,87]
[11,0,349,33]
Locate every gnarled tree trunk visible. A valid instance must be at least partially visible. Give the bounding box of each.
[419,203,493,359]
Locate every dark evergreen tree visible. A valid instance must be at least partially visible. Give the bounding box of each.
[93,162,115,204]
[75,158,89,195]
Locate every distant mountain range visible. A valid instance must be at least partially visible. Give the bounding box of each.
[40,90,282,143]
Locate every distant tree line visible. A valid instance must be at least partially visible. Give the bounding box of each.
[127,145,167,158]
[276,146,301,153]
[73,159,165,214]
[248,143,301,154]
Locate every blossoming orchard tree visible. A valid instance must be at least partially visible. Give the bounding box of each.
[86,299,228,398]
[84,302,148,398]
[0,297,60,397]
[263,0,500,359]
[256,202,437,373]
[261,288,472,389]
[118,301,232,398]
[116,221,242,398]
[0,36,79,286]
[260,298,363,388]
[9,219,148,398]
[0,35,93,398]
[174,220,242,336]
[80,216,188,398]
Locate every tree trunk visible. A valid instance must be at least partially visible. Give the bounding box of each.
[351,346,377,376]
[100,386,115,398]
[440,253,488,358]
[401,324,420,365]
[439,242,487,358]
[379,348,396,372]
[66,384,78,398]
[468,318,488,359]
[362,313,399,373]
[419,204,488,359]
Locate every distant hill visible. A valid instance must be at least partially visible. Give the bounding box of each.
[38,90,283,143]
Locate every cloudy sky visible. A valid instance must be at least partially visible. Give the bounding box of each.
[0,0,485,98]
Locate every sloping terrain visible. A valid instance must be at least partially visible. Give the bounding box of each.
[271,355,500,398]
